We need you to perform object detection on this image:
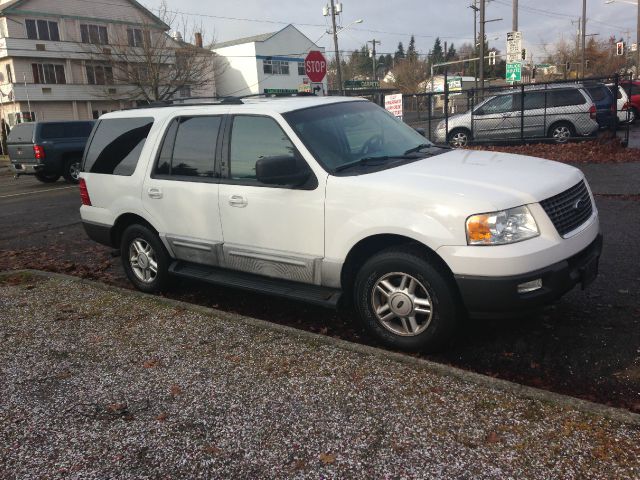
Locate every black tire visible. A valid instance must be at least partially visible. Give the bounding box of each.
[353,247,460,352]
[447,128,471,148]
[34,172,60,183]
[121,224,171,293]
[63,157,82,184]
[548,122,575,144]
[629,107,638,125]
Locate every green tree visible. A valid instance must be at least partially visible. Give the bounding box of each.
[407,35,417,61]
[394,42,405,61]
[431,37,444,65]
[446,43,457,61]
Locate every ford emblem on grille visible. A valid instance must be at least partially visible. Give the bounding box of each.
[574,199,583,210]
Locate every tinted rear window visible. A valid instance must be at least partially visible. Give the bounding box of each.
[586,86,608,102]
[548,89,586,107]
[40,122,94,139]
[7,123,35,143]
[83,117,153,176]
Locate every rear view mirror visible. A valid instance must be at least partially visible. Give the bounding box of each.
[256,154,310,186]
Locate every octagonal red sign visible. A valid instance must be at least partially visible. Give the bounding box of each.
[305,50,327,83]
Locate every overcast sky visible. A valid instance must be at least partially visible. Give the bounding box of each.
[143,0,638,60]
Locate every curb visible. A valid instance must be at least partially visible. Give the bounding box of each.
[3,269,640,426]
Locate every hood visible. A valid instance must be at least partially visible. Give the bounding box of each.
[359,149,584,212]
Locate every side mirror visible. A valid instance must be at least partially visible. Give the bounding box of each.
[256,154,310,186]
[413,127,426,137]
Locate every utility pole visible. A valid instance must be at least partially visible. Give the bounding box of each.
[581,0,587,79]
[512,0,518,31]
[470,0,478,91]
[368,39,381,81]
[329,0,343,94]
[479,0,485,92]
[637,0,640,78]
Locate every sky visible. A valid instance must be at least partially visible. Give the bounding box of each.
[141,0,639,61]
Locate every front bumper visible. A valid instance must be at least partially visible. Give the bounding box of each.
[455,234,603,317]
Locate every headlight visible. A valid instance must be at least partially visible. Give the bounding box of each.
[466,206,539,245]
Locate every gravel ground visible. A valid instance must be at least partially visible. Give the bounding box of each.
[1,273,639,479]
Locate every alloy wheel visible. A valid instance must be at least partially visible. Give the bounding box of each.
[449,131,468,148]
[552,126,571,143]
[129,238,158,283]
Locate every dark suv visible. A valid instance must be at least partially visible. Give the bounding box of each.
[8,121,95,183]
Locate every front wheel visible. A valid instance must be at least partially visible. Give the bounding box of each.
[354,247,460,352]
[63,157,81,184]
[447,129,470,148]
[121,224,171,293]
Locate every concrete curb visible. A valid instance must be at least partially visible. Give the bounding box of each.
[3,269,639,427]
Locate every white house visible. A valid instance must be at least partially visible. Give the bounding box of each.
[213,24,327,97]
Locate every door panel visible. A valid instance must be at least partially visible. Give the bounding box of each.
[142,115,224,264]
[472,94,519,139]
[218,114,325,284]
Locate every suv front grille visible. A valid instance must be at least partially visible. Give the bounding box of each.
[540,180,593,237]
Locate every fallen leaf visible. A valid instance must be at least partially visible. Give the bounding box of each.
[319,452,336,464]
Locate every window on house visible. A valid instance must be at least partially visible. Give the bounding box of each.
[127,28,149,47]
[263,59,290,75]
[32,63,66,84]
[177,86,191,98]
[25,19,60,41]
[6,65,12,83]
[86,65,114,85]
[298,62,305,76]
[8,111,36,126]
[80,24,109,45]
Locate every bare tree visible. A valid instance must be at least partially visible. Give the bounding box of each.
[389,58,429,93]
[84,1,219,103]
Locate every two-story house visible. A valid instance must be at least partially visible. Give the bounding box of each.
[0,0,214,128]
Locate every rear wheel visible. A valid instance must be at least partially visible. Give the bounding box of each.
[63,157,82,184]
[354,247,460,352]
[121,224,171,293]
[548,122,575,144]
[628,107,638,124]
[34,172,60,183]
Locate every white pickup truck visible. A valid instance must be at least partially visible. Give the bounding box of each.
[79,96,602,351]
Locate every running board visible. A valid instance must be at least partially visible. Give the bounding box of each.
[169,261,342,309]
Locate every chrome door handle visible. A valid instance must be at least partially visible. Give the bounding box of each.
[228,194,248,207]
[148,187,163,199]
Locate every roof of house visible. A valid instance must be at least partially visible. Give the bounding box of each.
[0,0,170,29]
[212,24,316,50]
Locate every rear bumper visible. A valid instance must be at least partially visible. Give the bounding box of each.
[82,220,113,247]
[455,234,603,317]
[9,163,41,175]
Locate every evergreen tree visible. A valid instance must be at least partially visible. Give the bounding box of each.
[446,43,457,61]
[394,42,405,61]
[431,37,444,65]
[407,35,417,61]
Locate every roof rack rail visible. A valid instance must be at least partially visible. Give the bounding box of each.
[133,91,317,109]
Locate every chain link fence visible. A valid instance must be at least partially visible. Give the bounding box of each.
[339,74,632,147]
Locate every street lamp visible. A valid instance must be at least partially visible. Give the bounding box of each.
[605,0,640,79]
[335,18,363,36]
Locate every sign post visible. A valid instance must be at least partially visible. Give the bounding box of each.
[506,31,523,84]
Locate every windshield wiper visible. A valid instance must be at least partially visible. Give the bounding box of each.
[403,143,434,155]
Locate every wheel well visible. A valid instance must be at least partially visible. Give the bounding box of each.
[61,151,83,162]
[547,120,574,135]
[340,234,457,296]
[111,213,158,249]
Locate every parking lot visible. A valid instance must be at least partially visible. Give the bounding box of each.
[1,149,639,413]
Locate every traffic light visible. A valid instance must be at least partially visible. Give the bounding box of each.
[565,61,571,71]
[521,48,526,60]
[488,51,496,66]
[616,42,624,56]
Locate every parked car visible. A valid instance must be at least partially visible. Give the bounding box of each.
[582,82,616,129]
[606,83,634,124]
[8,120,95,183]
[434,85,599,147]
[620,79,640,123]
[79,96,601,352]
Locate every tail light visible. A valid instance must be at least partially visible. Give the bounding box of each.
[589,105,597,120]
[33,145,45,161]
[79,178,92,206]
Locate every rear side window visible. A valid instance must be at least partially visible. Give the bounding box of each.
[40,122,94,139]
[7,123,35,143]
[154,116,221,178]
[83,117,153,176]
[586,86,608,102]
[548,89,586,107]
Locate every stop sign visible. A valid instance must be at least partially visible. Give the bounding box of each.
[304,50,327,83]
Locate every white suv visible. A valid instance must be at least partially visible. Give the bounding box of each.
[79,96,602,352]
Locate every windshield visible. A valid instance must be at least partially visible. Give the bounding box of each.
[283,101,432,172]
